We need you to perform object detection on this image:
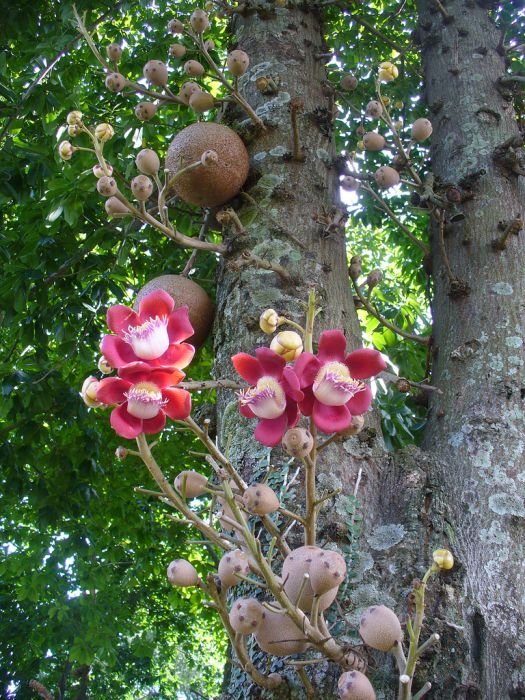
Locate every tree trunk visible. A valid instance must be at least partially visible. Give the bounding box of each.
[417,1,525,697]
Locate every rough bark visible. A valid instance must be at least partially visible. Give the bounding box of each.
[417,1,525,697]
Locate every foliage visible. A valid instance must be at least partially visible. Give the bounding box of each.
[0,0,522,697]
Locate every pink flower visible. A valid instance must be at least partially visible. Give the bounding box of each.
[100,289,195,370]
[96,362,191,439]
[232,348,304,447]
[293,330,386,434]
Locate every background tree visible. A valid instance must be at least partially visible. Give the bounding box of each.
[0,1,523,699]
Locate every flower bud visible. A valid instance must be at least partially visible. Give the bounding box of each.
[366,269,382,289]
[107,43,122,62]
[135,102,157,122]
[200,149,218,166]
[67,124,81,137]
[98,356,113,374]
[341,176,358,192]
[270,331,303,361]
[190,9,210,33]
[340,73,358,91]
[58,141,74,161]
[359,605,403,652]
[282,427,314,457]
[366,100,383,119]
[105,72,126,92]
[174,470,208,498]
[259,308,279,334]
[115,446,128,460]
[95,123,114,142]
[131,174,154,201]
[184,59,205,77]
[433,548,454,570]
[168,18,184,34]
[340,414,365,436]
[135,148,160,176]
[81,376,101,408]
[378,61,398,82]
[105,197,129,217]
[167,559,200,587]
[143,60,169,87]
[203,39,215,51]
[96,175,118,197]
[93,163,113,178]
[169,43,186,58]
[227,50,250,77]
[66,110,83,126]
[411,117,433,142]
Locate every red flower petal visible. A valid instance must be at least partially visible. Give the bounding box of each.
[281,366,304,402]
[232,353,264,383]
[162,388,192,420]
[317,330,347,363]
[167,306,194,343]
[347,384,373,415]
[255,348,286,379]
[107,305,140,335]
[293,352,321,388]
[345,348,387,379]
[312,401,351,433]
[239,403,255,418]
[298,387,315,416]
[96,377,130,405]
[284,400,299,429]
[254,413,288,447]
[155,342,195,370]
[142,411,167,434]
[118,363,184,387]
[100,335,137,368]
[110,403,143,438]
[138,289,174,321]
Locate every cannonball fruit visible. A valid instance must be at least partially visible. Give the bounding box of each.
[165,122,249,207]
[229,598,264,635]
[178,81,200,105]
[169,43,186,58]
[190,9,210,33]
[363,132,386,151]
[338,670,376,700]
[374,166,400,189]
[167,559,200,587]
[107,43,122,62]
[174,470,208,498]
[366,100,383,119]
[227,50,250,76]
[242,483,280,515]
[134,275,214,348]
[341,73,358,91]
[105,72,126,92]
[97,176,118,197]
[131,175,154,201]
[309,550,347,595]
[135,149,160,176]
[282,427,314,458]
[411,117,433,142]
[189,90,215,113]
[359,605,403,652]
[218,549,250,589]
[143,60,169,86]
[255,607,309,655]
[184,60,205,77]
[135,102,157,121]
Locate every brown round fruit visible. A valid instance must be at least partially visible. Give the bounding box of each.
[190,9,210,33]
[309,549,347,595]
[338,670,376,700]
[135,102,157,121]
[165,122,249,207]
[134,275,214,348]
[168,18,184,34]
[341,175,359,192]
[359,604,403,652]
[227,50,250,76]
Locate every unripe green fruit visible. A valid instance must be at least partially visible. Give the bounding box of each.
[97,175,118,197]
[135,102,157,121]
[105,72,126,92]
[131,175,154,201]
[135,148,160,176]
[227,50,250,76]
[184,60,205,77]
[143,60,169,86]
